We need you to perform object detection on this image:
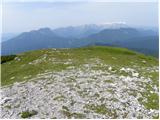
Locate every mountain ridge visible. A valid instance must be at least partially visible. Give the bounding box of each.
[1,25,158,57]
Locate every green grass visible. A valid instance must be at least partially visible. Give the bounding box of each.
[71,112,86,118]
[62,106,69,111]
[53,95,65,101]
[104,80,114,83]
[61,105,86,118]
[61,110,72,118]
[1,46,159,119]
[4,105,11,109]
[84,104,118,118]
[1,46,158,86]
[138,82,159,110]
[1,55,17,64]
[85,104,108,115]
[20,110,38,118]
[136,70,159,110]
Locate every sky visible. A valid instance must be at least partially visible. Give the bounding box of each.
[1,0,159,33]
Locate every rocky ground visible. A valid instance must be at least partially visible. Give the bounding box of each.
[0,58,159,119]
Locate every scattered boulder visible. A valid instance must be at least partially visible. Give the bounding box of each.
[0,97,12,104]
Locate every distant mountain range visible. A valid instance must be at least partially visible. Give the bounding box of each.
[1,23,159,57]
[53,23,128,38]
[1,33,19,43]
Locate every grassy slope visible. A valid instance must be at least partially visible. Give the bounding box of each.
[1,46,158,86]
[1,46,159,115]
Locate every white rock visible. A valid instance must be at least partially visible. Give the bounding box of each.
[108,66,112,71]
[10,77,15,79]
[142,60,146,64]
[14,57,21,61]
[120,67,125,71]
[0,62,158,118]
[132,72,139,77]
[0,97,12,104]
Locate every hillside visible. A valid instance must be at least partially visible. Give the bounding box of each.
[1,27,158,57]
[79,28,159,57]
[1,46,159,119]
[1,28,75,55]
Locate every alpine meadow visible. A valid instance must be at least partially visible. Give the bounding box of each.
[0,0,159,119]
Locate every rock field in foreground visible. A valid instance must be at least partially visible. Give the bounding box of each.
[0,58,159,119]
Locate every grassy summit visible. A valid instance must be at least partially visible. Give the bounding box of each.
[1,46,158,86]
[1,46,159,119]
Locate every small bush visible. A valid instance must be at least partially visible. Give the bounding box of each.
[21,110,38,118]
[1,55,17,64]
[62,106,69,111]
[5,105,11,109]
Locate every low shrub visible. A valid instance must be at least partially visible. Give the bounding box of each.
[1,55,17,64]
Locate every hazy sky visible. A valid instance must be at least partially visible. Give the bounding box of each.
[1,0,158,33]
